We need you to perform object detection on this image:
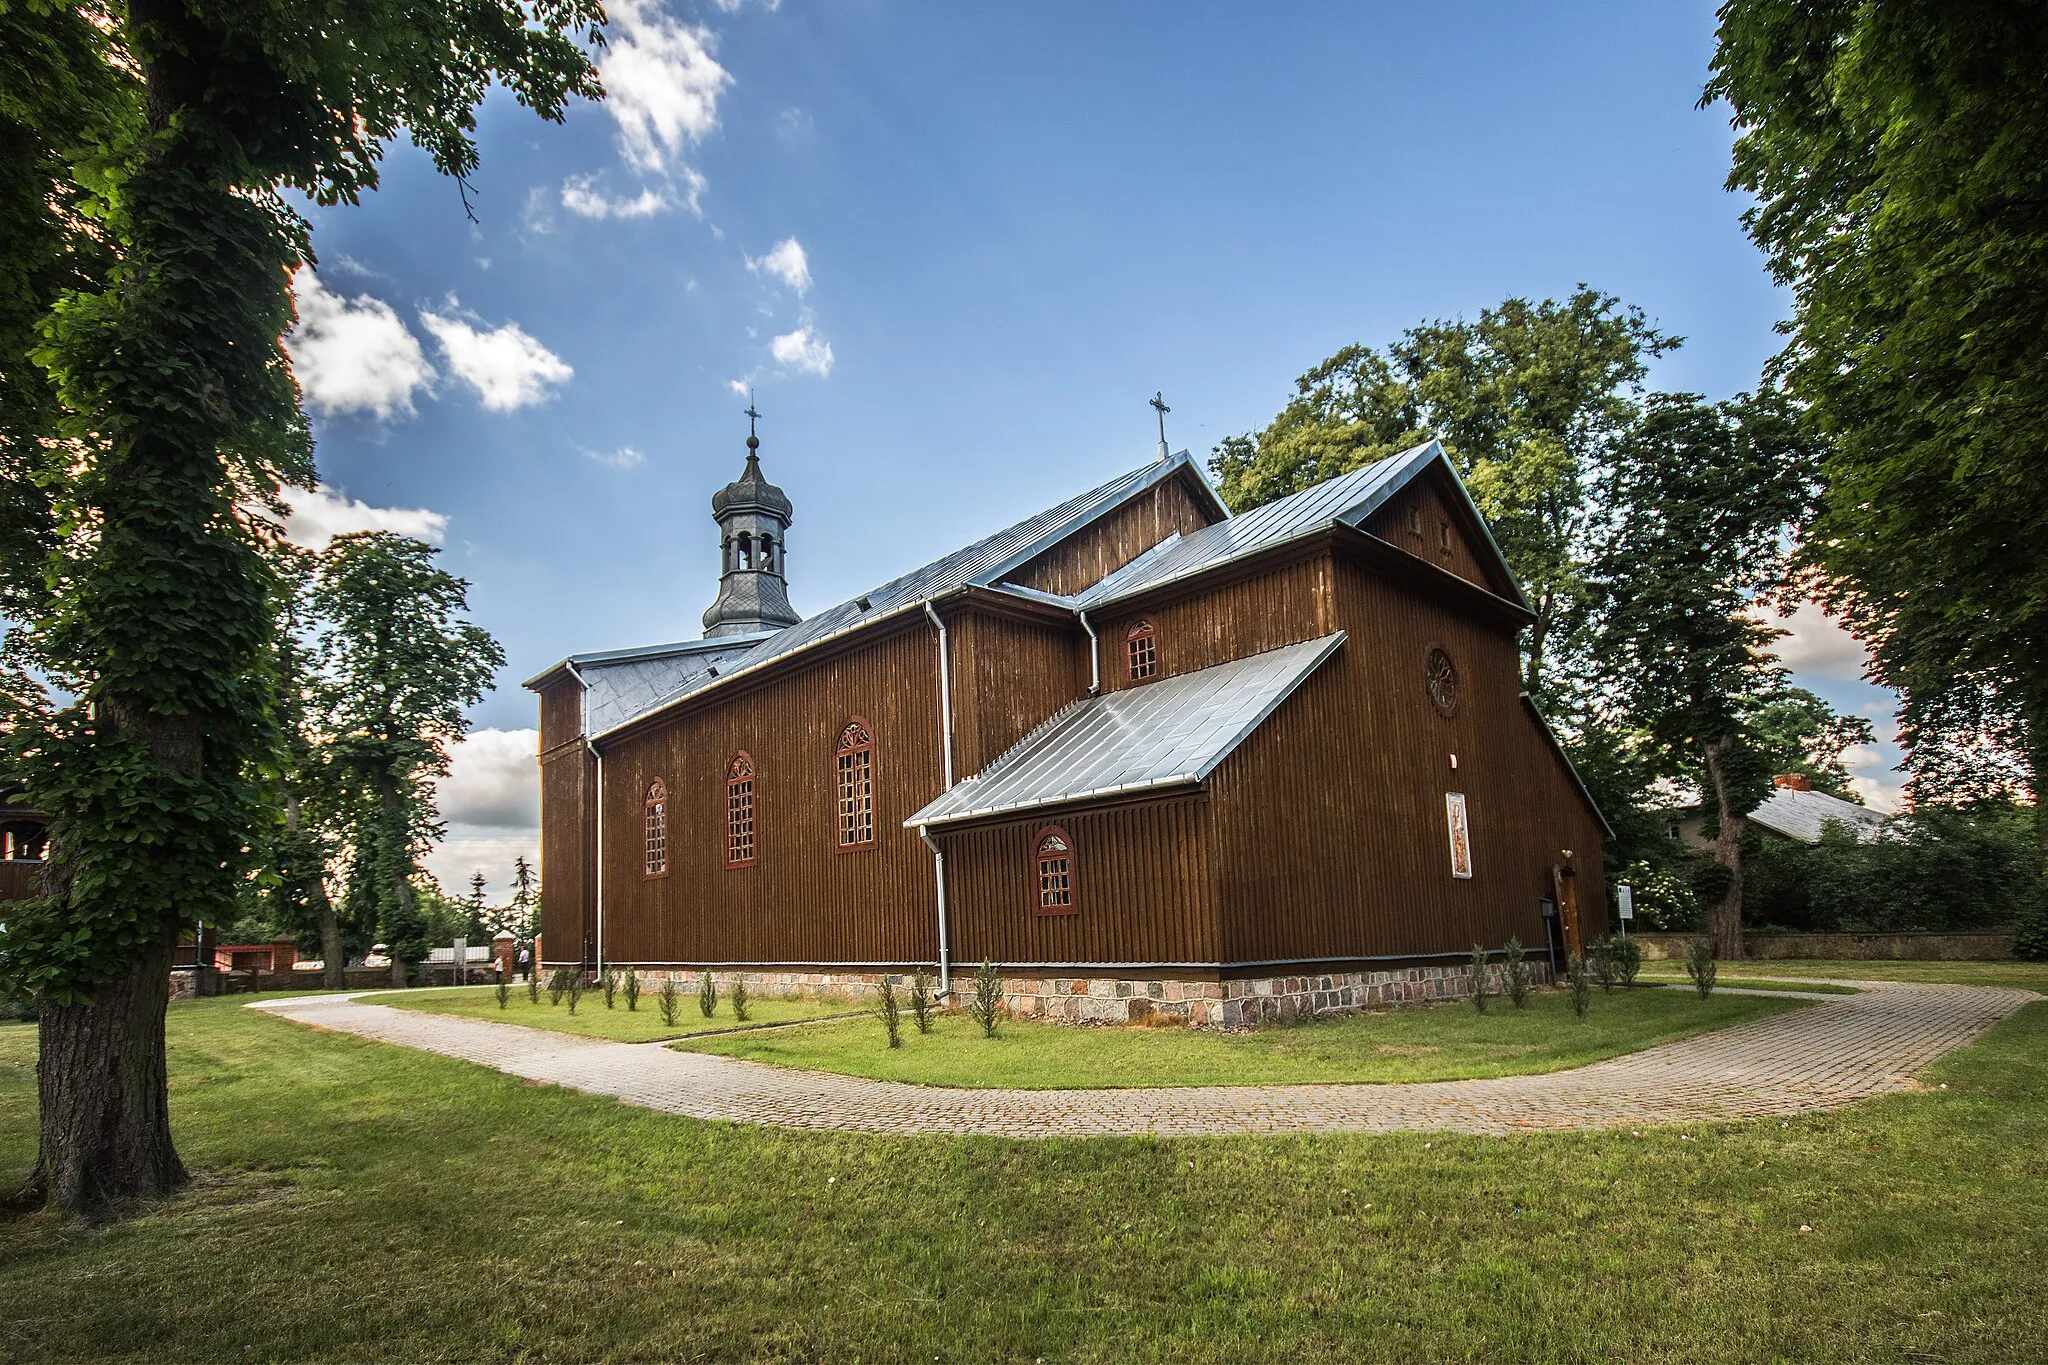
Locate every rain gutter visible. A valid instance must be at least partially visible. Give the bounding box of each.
[563,660,602,977]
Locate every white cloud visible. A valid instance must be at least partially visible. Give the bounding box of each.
[1838,744,1885,772]
[286,267,434,419]
[601,0,732,175]
[727,378,750,396]
[424,830,540,907]
[435,727,540,830]
[583,445,646,469]
[280,483,449,550]
[770,313,834,376]
[561,172,702,220]
[746,237,812,295]
[1847,775,1905,814]
[420,302,574,411]
[1758,601,1871,681]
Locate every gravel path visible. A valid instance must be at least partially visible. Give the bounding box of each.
[250,978,2037,1138]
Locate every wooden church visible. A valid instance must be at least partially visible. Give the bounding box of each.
[528,419,1608,1025]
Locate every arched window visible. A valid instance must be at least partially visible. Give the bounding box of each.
[737,531,755,570]
[835,720,875,849]
[725,753,757,868]
[1033,826,1076,914]
[1126,618,1158,681]
[644,780,668,877]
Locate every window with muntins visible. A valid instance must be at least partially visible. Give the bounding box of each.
[644,780,668,876]
[726,753,756,867]
[1034,826,1075,914]
[1126,619,1158,681]
[836,720,875,848]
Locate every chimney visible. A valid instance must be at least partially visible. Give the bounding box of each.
[1772,773,1812,791]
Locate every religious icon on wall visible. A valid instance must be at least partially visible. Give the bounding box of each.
[1445,791,1473,879]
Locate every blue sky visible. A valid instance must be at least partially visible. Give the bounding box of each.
[280,1,1904,892]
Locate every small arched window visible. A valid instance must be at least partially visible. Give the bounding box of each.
[1126,618,1158,682]
[1033,826,1076,915]
[835,720,875,849]
[759,536,775,573]
[644,780,669,877]
[725,753,757,868]
[737,531,755,570]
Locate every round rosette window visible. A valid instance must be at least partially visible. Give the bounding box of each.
[1425,645,1459,717]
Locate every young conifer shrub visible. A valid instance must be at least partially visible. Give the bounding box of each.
[969,958,1003,1039]
[623,966,641,1011]
[566,972,585,1014]
[698,969,718,1018]
[1588,937,1617,992]
[876,976,903,1048]
[548,968,568,1006]
[496,978,511,1010]
[1685,935,1718,999]
[1503,936,1531,1008]
[1567,952,1591,1018]
[527,969,540,1005]
[658,975,681,1028]
[1469,943,1490,1012]
[1612,935,1643,987]
[730,973,750,1022]
[909,968,936,1034]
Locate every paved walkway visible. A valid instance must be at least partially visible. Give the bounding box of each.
[249,978,2037,1138]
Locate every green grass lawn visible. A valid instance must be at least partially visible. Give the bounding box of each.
[0,995,2042,1362]
[1646,977,1861,995]
[671,989,1798,1088]
[1638,958,2048,993]
[377,983,857,1041]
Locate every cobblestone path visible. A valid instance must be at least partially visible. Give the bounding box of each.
[250,979,2037,1138]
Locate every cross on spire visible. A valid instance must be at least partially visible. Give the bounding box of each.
[744,391,762,451]
[1150,391,1171,461]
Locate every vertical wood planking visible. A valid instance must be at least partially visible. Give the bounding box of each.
[1004,476,1218,596]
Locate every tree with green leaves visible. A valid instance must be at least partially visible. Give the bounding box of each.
[313,533,503,989]
[1708,3,2048,872]
[1210,289,1678,695]
[0,0,593,1215]
[1586,390,1822,957]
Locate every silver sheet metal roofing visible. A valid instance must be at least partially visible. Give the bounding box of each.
[1072,438,1523,611]
[905,632,1346,828]
[1751,787,1887,845]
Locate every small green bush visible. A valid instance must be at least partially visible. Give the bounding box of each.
[657,975,680,1028]
[526,970,539,1005]
[495,978,510,1010]
[1610,935,1643,987]
[969,958,1002,1039]
[623,967,640,1012]
[1566,952,1590,1018]
[566,972,584,1014]
[1469,943,1489,1013]
[698,969,717,1018]
[601,971,618,1010]
[909,968,936,1034]
[1503,937,1531,1008]
[548,969,568,1006]
[730,973,750,1023]
[1685,935,1717,998]
[876,976,902,1048]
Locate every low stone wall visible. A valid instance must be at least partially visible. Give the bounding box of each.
[620,961,1547,1028]
[1632,931,2014,962]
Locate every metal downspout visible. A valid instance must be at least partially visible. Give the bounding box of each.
[564,661,602,980]
[1079,608,1100,695]
[919,824,951,998]
[921,603,956,995]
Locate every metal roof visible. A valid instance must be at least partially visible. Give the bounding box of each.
[579,637,768,735]
[1750,787,1886,845]
[905,632,1346,828]
[1072,439,1526,611]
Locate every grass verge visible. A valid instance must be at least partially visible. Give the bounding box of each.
[1647,978,1860,995]
[1637,958,2048,993]
[377,984,855,1042]
[672,988,1796,1088]
[0,996,2042,1362]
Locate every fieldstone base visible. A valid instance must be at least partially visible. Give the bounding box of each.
[596,960,1552,1029]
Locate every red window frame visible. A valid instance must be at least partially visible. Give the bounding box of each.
[644,779,669,878]
[725,752,757,869]
[835,719,876,850]
[1125,618,1158,682]
[1032,825,1077,915]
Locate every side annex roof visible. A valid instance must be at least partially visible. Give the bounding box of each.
[906,632,1347,829]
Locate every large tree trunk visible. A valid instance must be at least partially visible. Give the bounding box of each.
[312,876,346,991]
[17,935,186,1217]
[1701,735,1748,960]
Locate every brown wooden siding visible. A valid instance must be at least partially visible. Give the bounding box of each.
[538,745,595,964]
[934,796,1219,965]
[538,675,582,754]
[947,610,1088,776]
[1205,555,1605,966]
[590,618,949,966]
[1097,554,1336,694]
[1003,474,1217,596]
[0,860,41,902]
[1359,466,1507,596]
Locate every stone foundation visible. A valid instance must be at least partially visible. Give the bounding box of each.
[606,960,1551,1028]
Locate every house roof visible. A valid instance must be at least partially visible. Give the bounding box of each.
[570,451,1226,740]
[904,632,1347,829]
[1070,439,1527,611]
[1750,787,1886,844]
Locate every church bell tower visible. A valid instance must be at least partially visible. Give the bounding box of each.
[702,407,802,638]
